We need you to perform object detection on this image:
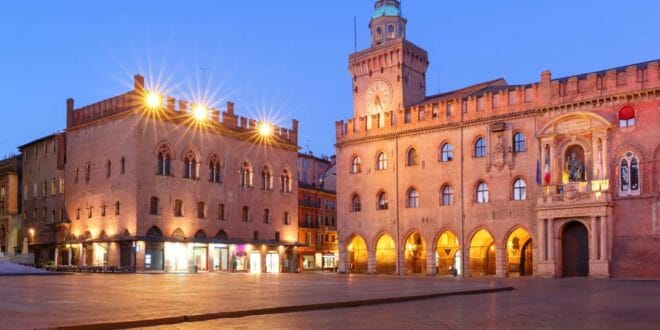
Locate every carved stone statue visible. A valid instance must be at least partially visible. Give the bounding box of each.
[566,151,584,181]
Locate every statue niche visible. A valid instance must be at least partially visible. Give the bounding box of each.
[564,145,586,182]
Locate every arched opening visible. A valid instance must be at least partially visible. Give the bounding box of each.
[375,234,396,274]
[404,232,426,274]
[215,230,228,240]
[347,235,368,274]
[436,231,460,276]
[194,230,207,239]
[561,221,589,277]
[469,229,495,276]
[145,226,164,271]
[506,228,532,277]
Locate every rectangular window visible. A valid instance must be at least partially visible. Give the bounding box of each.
[461,100,468,113]
[218,203,225,221]
[404,109,411,123]
[51,178,57,196]
[476,97,484,111]
[33,183,37,198]
[59,178,64,194]
[446,102,454,116]
[418,107,425,121]
[0,185,4,200]
[115,201,121,215]
[431,104,438,119]
[23,185,28,201]
[617,72,627,86]
[42,181,47,197]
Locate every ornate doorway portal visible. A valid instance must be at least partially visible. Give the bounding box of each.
[562,221,589,277]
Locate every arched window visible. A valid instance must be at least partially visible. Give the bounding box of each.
[375,27,383,43]
[406,148,418,166]
[619,106,635,127]
[149,196,159,215]
[620,151,640,195]
[261,166,273,191]
[280,169,292,193]
[377,191,388,210]
[183,150,199,179]
[209,156,222,183]
[241,206,249,222]
[440,143,453,162]
[474,138,486,158]
[476,181,489,203]
[351,156,361,174]
[351,194,361,212]
[197,202,206,219]
[387,24,396,38]
[376,152,388,170]
[157,145,172,176]
[240,162,253,188]
[407,188,419,208]
[513,132,526,153]
[174,199,183,217]
[441,185,454,206]
[513,178,526,201]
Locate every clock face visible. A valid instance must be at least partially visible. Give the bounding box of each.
[364,80,392,115]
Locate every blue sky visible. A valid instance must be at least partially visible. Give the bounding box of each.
[1,0,658,158]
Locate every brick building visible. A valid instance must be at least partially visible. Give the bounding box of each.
[336,0,660,278]
[0,156,21,256]
[297,152,337,270]
[18,134,66,264]
[25,75,300,273]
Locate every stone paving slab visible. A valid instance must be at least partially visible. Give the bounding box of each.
[0,273,511,329]
[138,278,660,330]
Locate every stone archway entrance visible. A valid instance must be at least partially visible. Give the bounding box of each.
[506,228,532,277]
[347,235,368,274]
[436,231,460,276]
[404,232,426,274]
[562,221,589,277]
[375,234,396,274]
[470,229,495,276]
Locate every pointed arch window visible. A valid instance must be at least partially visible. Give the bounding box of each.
[209,156,222,183]
[376,152,388,170]
[441,185,454,206]
[440,143,453,162]
[513,132,526,153]
[157,145,172,176]
[620,152,640,196]
[476,181,489,203]
[513,178,526,201]
[240,162,253,188]
[351,194,361,212]
[261,166,274,191]
[351,156,361,174]
[406,148,418,166]
[183,150,199,179]
[406,188,419,208]
[280,169,292,193]
[377,191,388,210]
[474,138,486,158]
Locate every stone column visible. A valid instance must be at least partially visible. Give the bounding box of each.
[338,250,347,273]
[67,247,72,266]
[367,250,376,274]
[495,247,506,277]
[537,219,546,261]
[397,250,406,275]
[590,217,599,261]
[547,219,555,261]
[54,246,59,266]
[601,134,609,179]
[600,215,608,261]
[426,249,436,276]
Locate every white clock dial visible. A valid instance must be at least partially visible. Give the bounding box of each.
[364,80,392,115]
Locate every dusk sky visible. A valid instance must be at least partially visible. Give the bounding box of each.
[1,0,658,158]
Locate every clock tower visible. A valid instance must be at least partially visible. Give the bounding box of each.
[350,0,429,120]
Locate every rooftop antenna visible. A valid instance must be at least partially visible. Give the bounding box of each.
[354,17,357,53]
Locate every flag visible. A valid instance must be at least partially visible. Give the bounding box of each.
[536,159,541,185]
[543,157,551,185]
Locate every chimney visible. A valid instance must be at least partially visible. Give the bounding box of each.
[66,98,75,127]
[134,74,145,92]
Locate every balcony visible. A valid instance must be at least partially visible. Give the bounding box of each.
[537,180,612,209]
[299,200,321,208]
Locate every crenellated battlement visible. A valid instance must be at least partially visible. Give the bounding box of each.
[337,60,659,143]
[66,75,299,146]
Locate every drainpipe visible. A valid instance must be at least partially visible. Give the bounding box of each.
[395,133,401,275]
